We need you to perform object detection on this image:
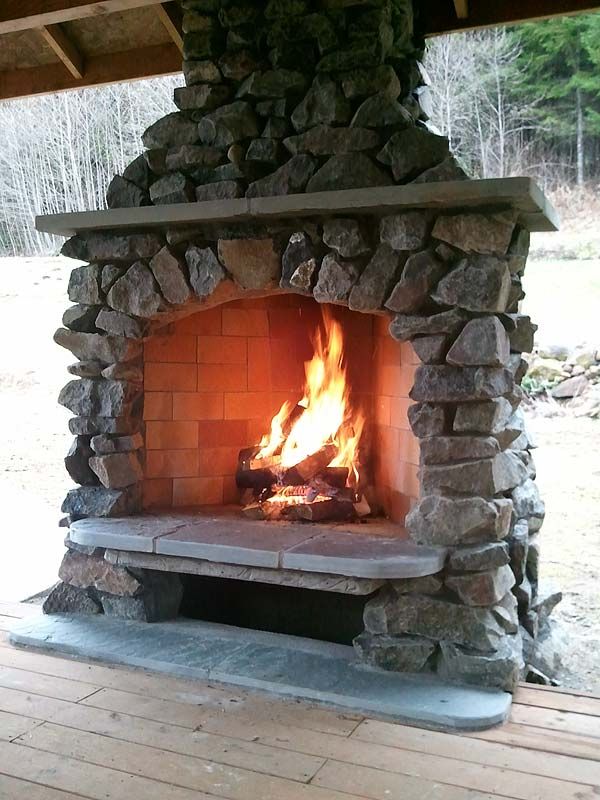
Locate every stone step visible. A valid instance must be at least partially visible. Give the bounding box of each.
[69,508,446,580]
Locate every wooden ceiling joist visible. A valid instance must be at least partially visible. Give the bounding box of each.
[425,0,600,35]
[39,23,85,80]
[0,42,181,101]
[453,1,469,19]
[154,2,184,54]
[0,0,166,35]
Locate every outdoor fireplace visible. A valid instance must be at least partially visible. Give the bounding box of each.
[38,0,561,696]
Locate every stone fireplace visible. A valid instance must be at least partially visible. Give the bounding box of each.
[38,0,560,695]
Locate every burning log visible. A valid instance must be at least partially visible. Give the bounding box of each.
[317,467,348,489]
[236,446,277,491]
[281,443,338,486]
[291,498,356,522]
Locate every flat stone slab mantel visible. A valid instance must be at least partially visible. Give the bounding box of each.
[69,508,447,580]
[37,177,558,236]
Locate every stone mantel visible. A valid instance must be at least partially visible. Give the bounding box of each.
[36,178,558,237]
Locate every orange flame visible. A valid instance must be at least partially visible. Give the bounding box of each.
[256,309,364,485]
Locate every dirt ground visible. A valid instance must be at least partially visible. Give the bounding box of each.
[0,256,598,693]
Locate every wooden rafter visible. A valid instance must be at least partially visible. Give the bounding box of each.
[39,23,84,80]
[453,0,469,19]
[0,0,165,35]
[0,43,181,101]
[424,0,600,36]
[154,2,183,55]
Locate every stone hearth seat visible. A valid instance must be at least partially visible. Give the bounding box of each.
[38,0,562,695]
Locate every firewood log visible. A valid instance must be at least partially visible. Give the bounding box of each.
[281,442,338,485]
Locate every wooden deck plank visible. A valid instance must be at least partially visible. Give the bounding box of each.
[469,722,600,762]
[0,774,90,800]
[510,704,600,738]
[51,702,326,783]
[0,685,76,722]
[0,665,101,703]
[15,723,368,800]
[0,709,43,742]
[515,687,600,716]
[71,686,598,799]
[351,719,600,786]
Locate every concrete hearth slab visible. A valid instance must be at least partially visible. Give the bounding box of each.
[282,533,445,579]
[157,520,317,568]
[69,509,447,579]
[9,614,512,731]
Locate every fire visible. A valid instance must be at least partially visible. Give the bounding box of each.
[256,308,365,486]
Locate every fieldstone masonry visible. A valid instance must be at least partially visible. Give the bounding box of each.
[45,0,561,693]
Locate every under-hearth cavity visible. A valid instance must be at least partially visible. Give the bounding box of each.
[37,0,563,700]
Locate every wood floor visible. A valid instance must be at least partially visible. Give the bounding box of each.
[0,601,598,800]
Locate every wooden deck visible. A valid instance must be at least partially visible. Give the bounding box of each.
[0,601,598,800]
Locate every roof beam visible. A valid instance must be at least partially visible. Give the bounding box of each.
[39,23,85,80]
[154,2,183,54]
[0,42,181,101]
[424,0,600,35]
[453,1,469,19]
[0,0,165,35]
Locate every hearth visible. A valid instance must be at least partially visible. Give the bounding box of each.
[36,0,562,696]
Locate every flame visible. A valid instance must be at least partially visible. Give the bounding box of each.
[256,308,364,486]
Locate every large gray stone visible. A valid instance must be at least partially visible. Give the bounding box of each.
[58,379,140,417]
[68,265,103,305]
[101,362,143,383]
[379,212,429,251]
[173,83,231,112]
[420,436,500,465]
[219,50,260,82]
[291,77,351,132]
[196,181,244,201]
[62,485,141,520]
[198,101,259,147]
[412,157,468,184]
[446,317,510,367]
[493,591,519,634]
[68,417,140,436]
[237,69,308,99]
[453,397,515,435]
[185,244,227,297]
[281,232,318,291]
[407,496,512,547]
[62,305,100,334]
[95,309,147,340]
[411,335,449,364]
[149,172,195,205]
[164,144,223,173]
[508,314,538,353]
[322,219,370,258]
[313,253,361,304]
[59,550,141,596]
[410,365,513,403]
[306,154,392,193]
[62,233,164,263]
[364,590,506,652]
[106,176,148,209]
[448,542,510,572]
[284,125,380,156]
[54,328,141,364]
[446,565,515,607]
[511,479,545,529]
[389,309,466,341]
[421,452,528,497]
[68,361,103,378]
[407,403,447,438]
[65,436,97,486]
[246,155,317,197]
[107,262,163,318]
[149,246,192,306]
[551,375,589,399]
[349,244,401,312]
[89,452,143,489]
[142,112,199,149]
[90,433,144,455]
[341,65,401,100]
[432,212,515,255]
[218,238,281,290]
[351,93,412,129]
[439,635,523,692]
[183,58,222,85]
[100,572,183,622]
[43,582,102,615]
[385,250,445,313]
[432,256,512,313]
[377,128,450,182]
[353,633,435,673]
[507,518,529,586]
[123,154,153,191]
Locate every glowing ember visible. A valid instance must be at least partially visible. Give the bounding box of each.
[247,309,365,520]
